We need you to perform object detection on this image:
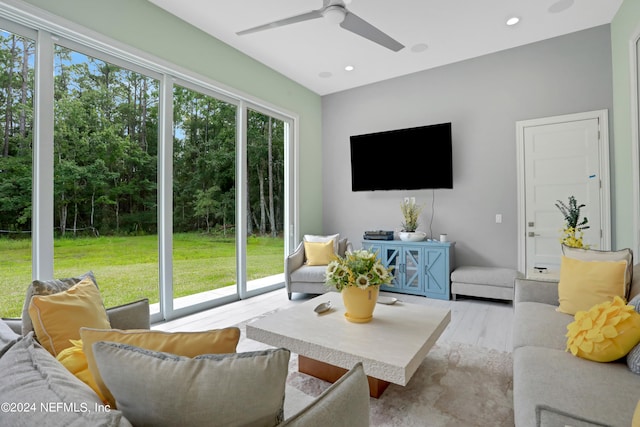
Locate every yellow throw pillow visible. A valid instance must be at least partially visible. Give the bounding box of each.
[304,239,336,266]
[56,339,106,403]
[633,400,640,427]
[80,327,241,408]
[566,296,640,362]
[557,256,627,315]
[29,277,111,356]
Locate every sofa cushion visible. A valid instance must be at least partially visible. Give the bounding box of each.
[29,278,111,356]
[93,342,290,427]
[513,346,639,427]
[450,266,521,288]
[557,256,627,315]
[81,327,241,408]
[0,333,130,427]
[0,318,20,358]
[290,265,328,283]
[279,362,369,427]
[566,296,640,362]
[512,302,573,351]
[21,271,97,335]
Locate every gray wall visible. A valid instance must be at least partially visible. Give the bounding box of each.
[322,25,614,270]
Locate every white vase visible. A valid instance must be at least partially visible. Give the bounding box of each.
[398,231,427,242]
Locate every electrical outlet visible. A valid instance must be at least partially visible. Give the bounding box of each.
[495,214,503,224]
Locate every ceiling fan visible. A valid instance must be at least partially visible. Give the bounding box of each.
[236,0,404,52]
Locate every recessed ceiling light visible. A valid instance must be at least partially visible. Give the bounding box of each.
[318,71,332,78]
[345,65,354,71]
[506,16,520,26]
[411,43,429,53]
[548,0,574,13]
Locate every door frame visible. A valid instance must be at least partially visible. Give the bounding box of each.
[630,25,640,259]
[515,109,612,274]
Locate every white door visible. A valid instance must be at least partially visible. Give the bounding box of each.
[517,110,611,277]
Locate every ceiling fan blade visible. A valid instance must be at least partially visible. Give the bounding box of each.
[340,11,404,52]
[237,10,323,36]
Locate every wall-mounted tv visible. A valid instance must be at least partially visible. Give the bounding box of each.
[350,122,453,191]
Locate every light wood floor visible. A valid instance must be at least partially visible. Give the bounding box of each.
[152,289,514,353]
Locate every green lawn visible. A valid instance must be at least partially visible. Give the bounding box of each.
[0,233,284,318]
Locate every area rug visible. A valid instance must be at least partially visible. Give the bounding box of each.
[236,314,514,427]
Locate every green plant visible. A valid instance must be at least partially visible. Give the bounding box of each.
[325,249,394,291]
[400,198,422,232]
[555,196,590,248]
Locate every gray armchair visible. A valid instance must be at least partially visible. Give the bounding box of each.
[285,238,352,300]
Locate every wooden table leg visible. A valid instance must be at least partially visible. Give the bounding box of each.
[298,355,390,398]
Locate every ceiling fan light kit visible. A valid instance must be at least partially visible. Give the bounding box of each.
[236,0,404,52]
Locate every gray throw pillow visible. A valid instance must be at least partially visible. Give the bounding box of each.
[21,271,97,335]
[93,341,290,427]
[0,333,130,427]
[279,362,369,427]
[627,294,640,374]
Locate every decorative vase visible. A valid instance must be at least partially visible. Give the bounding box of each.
[341,285,380,323]
[398,231,427,242]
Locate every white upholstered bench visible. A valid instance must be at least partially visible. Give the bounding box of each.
[450,266,522,302]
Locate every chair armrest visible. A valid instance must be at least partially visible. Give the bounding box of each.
[514,278,559,306]
[285,242,306,286]
[345,240,353,254]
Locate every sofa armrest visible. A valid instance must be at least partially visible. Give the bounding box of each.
[1,318,21,335]
[107,298,150,330]
[1,299,150,336]
[514,278,559,306]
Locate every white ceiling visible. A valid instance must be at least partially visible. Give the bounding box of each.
[148,0,623,96]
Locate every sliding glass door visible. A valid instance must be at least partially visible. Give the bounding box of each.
[52,45,160,313]
[0,8,297,322]
[0,25,34,318]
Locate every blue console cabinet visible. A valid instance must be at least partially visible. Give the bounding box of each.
[362,240,455,300]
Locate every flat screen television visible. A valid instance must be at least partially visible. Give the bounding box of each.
[350,122,453,191]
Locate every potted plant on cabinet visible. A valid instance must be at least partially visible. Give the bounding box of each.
[398,198,427,241]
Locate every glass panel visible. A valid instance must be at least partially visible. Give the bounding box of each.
[0,29,34,318]
[53,46,160,312]
[385,247,401,287]
[405,248,421,290]
[246,109,285,292]
[172,85,237,308]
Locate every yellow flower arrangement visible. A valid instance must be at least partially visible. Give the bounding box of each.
[325,249,394,291]
[555,196,590,248]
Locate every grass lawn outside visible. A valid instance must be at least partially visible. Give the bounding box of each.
[0,233,284,318]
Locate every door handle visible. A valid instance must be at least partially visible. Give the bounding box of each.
[527,232,540,237]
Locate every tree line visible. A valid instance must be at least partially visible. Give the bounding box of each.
[0,32,285,238]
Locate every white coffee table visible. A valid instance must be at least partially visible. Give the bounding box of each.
[247,292,451,397]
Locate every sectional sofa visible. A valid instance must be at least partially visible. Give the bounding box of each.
[1,292,370,426]
[512,266,640,427]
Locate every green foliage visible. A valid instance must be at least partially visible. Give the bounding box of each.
[0,234,284,318]
[326,249,394,291]
[400,198,422,232]
[555,196,589,231]
[1,35,285,238]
